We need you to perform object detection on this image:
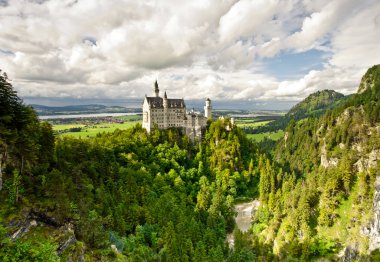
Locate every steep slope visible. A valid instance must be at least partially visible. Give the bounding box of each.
[251,65,380,260]
[254,89,347,134]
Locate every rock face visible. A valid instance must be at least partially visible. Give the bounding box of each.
[354,150,380,173]
[11,219,38,241]
[357,65,380,93]
[365,176,380,252]
[339,244,360,262]
[9,210,78,256]
[55,223,77,255]
[320,142,338,168]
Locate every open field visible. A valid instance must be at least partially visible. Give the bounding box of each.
[247,130,284,142]
[235,120,273,128]
[53,122,138,138]
[52,115,281,140]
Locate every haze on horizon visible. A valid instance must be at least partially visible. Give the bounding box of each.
[0,0,379,107]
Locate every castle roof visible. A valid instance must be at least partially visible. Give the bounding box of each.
[146,97,185,108]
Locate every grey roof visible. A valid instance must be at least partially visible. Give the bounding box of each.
[146,97,185,108]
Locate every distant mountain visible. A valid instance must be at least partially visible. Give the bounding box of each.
[286,89,345,118]
[253,89,348,134]
[31,104,141,115]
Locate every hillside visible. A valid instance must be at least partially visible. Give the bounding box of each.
[250,65,380,260]
[286,89,345,117]
[1,65,380,261]
[0,72,262,261]
[253,89,347,134]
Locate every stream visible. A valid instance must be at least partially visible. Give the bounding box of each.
[227,199,260,247]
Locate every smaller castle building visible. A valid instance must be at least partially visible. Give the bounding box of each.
[142,81,211,140]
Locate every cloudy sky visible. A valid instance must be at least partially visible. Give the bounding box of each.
[0,0,379,107]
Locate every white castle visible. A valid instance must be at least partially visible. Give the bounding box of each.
[142,81,212,140]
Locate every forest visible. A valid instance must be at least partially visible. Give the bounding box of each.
[0,65,380,261]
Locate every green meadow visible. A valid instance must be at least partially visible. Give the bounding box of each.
[235,119,273,127]
[53,122,138,138]
[246,130,284,142]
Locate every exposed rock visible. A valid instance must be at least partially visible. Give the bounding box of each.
[55,223,77,255]
[336,108,353,125]
[352,143,363,153]
[338,244,360,262]
[11,219,38,241]
[354,150,380,173]
[363,176,380,252]
[284,132,288,148]
[57,234,76,255]
[111,244,119,254]
[9,210,78,257]
[321,142,339,168]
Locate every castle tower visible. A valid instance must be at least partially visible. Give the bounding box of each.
[154,80,159,97]
[163,91,168,129]
[204,98,212,118]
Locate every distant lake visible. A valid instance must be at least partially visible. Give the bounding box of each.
[39,113,141,120]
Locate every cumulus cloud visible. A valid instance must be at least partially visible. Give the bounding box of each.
[0,0,379,103]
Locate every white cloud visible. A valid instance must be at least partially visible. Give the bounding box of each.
[0,0,379,104]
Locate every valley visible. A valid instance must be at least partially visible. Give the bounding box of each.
[0,65,380,261]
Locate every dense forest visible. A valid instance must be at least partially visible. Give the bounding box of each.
[1,65,380,261]
[250,65,380,260]
[0,69,262,261]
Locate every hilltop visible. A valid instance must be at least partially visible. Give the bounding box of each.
[286,89,345,118]
[253,89,348,134]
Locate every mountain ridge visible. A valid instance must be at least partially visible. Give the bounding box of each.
[253,89,348,134]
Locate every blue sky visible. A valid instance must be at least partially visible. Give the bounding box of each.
[0,0,379,107]
[261,49,329,80]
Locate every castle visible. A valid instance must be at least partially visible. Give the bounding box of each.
[142,81,212,140]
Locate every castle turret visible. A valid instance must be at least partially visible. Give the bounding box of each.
[163,91,168,128]
[163,91,168,107]
[204,98,212,118]
[154,80,159,97]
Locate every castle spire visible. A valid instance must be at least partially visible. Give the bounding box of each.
[204,98,212,118]
[154,80,159,97]
[164,90,167,99]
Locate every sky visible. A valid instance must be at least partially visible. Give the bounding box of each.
[0,0,379,108]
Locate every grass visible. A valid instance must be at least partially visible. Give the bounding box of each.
[247,130,284,142]
[53,124,86,131]
[236,120,273,128]
[53,122,137,138]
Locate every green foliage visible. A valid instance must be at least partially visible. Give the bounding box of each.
[0,82,263,260]
[249,65,380,260]
[0,70,55,203]
[0,239,60,262]
[1,65,379,260]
